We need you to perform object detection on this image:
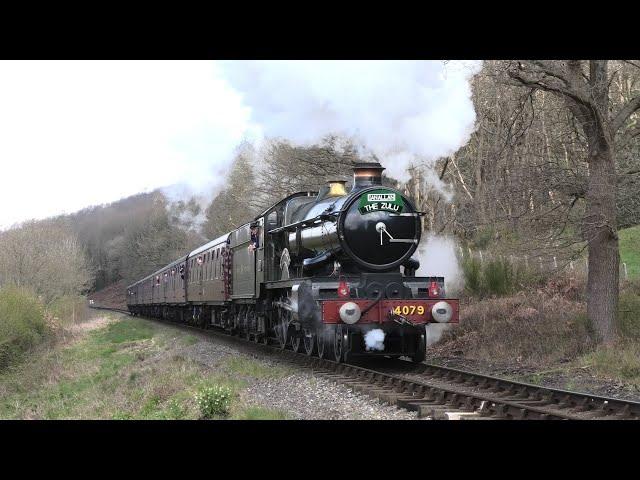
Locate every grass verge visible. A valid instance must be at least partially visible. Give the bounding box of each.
[619,225,640,279]
[0,314,290,419]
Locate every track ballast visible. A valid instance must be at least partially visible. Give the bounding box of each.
[91,306,640,420]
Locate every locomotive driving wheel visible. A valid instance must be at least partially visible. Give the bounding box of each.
[303,329,316,356]
[243,309,251,341]
[290,328,302,353]
[333,325,346,363]
[275,309,290,349]
[316,325,334,360]
[316,326,326,358]
[411,327,427,363]
[252,315,260,343]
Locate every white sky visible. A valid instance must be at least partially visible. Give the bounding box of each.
[0,60,479,230]
[0,60,255,229]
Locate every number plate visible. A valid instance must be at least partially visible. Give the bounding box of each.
[320,299,459,324]
[392,305,425,316]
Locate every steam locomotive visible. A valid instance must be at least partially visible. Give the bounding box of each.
[126,162,459,363]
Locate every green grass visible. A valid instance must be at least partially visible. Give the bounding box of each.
[95,318,154,344]
[0,315,294,420]
[619,225,640,278]
[619,287,640,339]
[520,373,545,385]
[579,342,640,385]
[182,335,199,346]
[224,356,293,379]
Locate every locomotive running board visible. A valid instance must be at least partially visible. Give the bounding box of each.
[388,212,426,217]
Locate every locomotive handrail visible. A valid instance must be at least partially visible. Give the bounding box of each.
[268,212,340,234]
[388,211,427,217]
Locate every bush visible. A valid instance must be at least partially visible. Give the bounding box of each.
[462,256,482,295]
[195,385,232,418]
[462,253,547,298]
[483,258,513,296]
[472,227,495,250]
[0,285,46,369]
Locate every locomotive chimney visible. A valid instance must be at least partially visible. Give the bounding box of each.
[352,162,385,191]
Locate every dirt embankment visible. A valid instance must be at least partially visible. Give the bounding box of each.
[88,280,127,310]
[429,277,640,401]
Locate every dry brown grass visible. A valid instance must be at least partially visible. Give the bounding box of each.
[434,286,593,367]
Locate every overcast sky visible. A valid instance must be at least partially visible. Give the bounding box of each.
[0,60,256,229]
[0,60,479,230]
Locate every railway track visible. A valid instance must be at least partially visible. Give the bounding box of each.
[91,306,640,420]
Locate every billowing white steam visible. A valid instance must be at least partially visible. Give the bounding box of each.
[415,234,463,295]
[415,234,464,345]
[364,329,386,351]
[220,60,481,182]
[161,139,258,233]
[163,61,480,235]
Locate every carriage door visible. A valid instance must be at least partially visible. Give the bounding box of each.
[254,217,265,294]
[231,224,256,299]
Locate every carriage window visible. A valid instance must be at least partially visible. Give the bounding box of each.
[211,252,214,279]
[267,211,278,231]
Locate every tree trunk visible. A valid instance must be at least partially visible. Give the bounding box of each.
[585,147,619,344]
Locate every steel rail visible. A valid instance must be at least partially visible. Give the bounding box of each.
[90,306,639,420]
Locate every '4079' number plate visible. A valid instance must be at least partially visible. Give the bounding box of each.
[392,305,425,316]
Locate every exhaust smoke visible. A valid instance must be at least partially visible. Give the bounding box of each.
[364,329,385,351]
[220,60,482,184]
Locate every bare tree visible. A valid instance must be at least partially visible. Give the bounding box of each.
[499,60,640,343]
[0,220,94,302]
[254,136,359,208]
[118,194,196,285]
[203,146,261,239]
